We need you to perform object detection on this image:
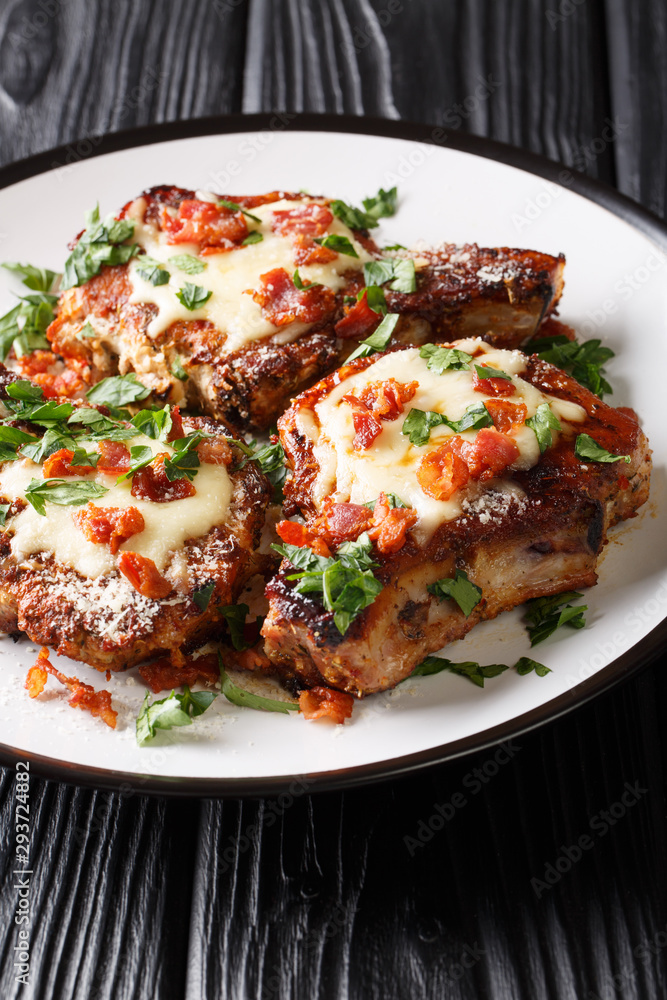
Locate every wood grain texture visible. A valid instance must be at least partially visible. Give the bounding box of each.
[0,1,666,998]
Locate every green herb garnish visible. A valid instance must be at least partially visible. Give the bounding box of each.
[62,205,138,289]
[524,591,587,646]
[346,313,399,361]
[217,199,261,223]
[314,234,359,257]
[24,478,109,516]
[86,374,150,407]
[163,433,203,482]
[474,364,513,381]
[525,402,561,454]
[130,405,173,442]
[242,231,263,246]
[136,686,217,746]
[116,445,154,484]
[193,582,215,612]
[219,655,298,713]
[574,434,631,464]
[175,283,212,311]
[171,354,188,381]
[220,604,251,650]
[419,344,474,373]
[2,262,58,292]
[427,569,483,617]
[135,256,170,286]
[293,269,319,291]
[169,254,206,275]
[529,334,614,398]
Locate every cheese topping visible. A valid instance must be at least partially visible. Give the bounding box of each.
[305,341,586,539]
[126,197,371,353]
[0,434,232,580]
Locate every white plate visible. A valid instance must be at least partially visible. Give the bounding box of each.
[0,116,665,796]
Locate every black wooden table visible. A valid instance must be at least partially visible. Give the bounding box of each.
[1,2,666,997]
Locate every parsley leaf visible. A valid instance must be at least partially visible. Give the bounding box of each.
[525,402,561,453]
[362,258,416,293]
[427,569,483,617]
[219,656,298,713]
[61,205,138,289]
[0,503,10,526]
[130,405,172,442]
[135,256,169,286]
[67,408,136,441]
[0,292,56,360]
[419,344,474,373]
[515,656,552,677]
[77,322,97,340]
[252,440,288,503]
[474,364,513,381]
[220,604,251,649]
[293,269,319,291]
[169,254,206,275]
[524,591,587,646]
[274,532,383,635]
[2,261,58,293]
[363,260,395,287]
[70,447,99,469]
[346,312,400,361]
[20,426,77,463]
[574,433,631,464]
[330,199,378,231]
[362,186,398,221]
[163,433,203,482]
[242,231,263,246]
[401,408,448,446]
[448,403,494,434]
[176,283,212,311]
[410,654,549,686]
[6,380,43,402]
[384,243,406,251]
[530,334,614,398]
[389,259,416,293]
[360,285,388,314]
[362,493,407,509]
[217,199,261,223]
[25,478,109,516]
[170,354,188,381]
[86,374,151,407]
[116,445,154,483]
[314,234,358,257]
[193,582,215,612]
[136,686,217,746]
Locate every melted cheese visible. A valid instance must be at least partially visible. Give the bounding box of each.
[126,197,371,353]
[0,434,232,580]
[306,342,586,539]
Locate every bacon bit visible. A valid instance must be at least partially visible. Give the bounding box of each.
[73,503,145,554]
[33,368,85,399]
[167,405,184,442]
[461,427,520,482]
[118,552,172,599]
[272,203,333,236]
[276,519,332,557]
[97,440,131,475]
[315,503,373,546]
[139,653,219,694]
[484,399,528,434]
[299,686,354,723]
[42,448,96,477]
[293,234,337,267]
[472,370,516,397]
[160,199,248,247]
[225,644,273,673]
[344,379,418,451]
[366,494,418,554]
[25,647,117,729]
[131,454,196,503]
[335,290,381,340]
[197,437,233,466]
[417,441,471,501]
[618,475,630,491]
[251,267,335,326]
[17,349,57,375]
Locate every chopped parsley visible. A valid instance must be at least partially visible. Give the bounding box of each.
[293,269,319,291]
[525,402,561,453]
[176,283,212,311]
[401,403,492,446]
[330,186,397,232]
[360,285,388,314]
[524,591,587,646]
[220,604,251,649]
[362,186,398,221]
[170,354,188,381]
[25,478,109,516]
[135,256,170,286]
[62,205,138,289]
[116,445,154,484]
[574,433,631,464]
[515,657,552,676]
[77,322,97,340]
[0,292,57,360]
[20,426,77,464]
[529,333,614,398]
[242,231,263,246]
[314,234,358,257]
[410,654,550,686]
[252,440,288,503]
[193,582,215,612]
[0,503,10,526]
[427,569,483,617]
[217,199,261,223]
[362,493,407,509]
[163,433,203,482]
[169,254,206,275]
[130,405,173,442]
[2,261,58,293]
[136,686,217,746]
[474,364,513,381]
[219,656,298,714]
[419,344,474,373]
[273,533,383,635]
[86,373,151,407]
[362,257,416,293]
[346,313,400,361]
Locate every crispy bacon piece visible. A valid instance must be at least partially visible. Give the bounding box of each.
[18,352,85,398]
[73,503,145,554]
[472,369,516,397]
[276,519,332,557]
[17,349,58,375]
[118,551,172,599]
[484,399,528,434]
[299,686,354,723]
[343,378,418,451]
[271,203,333,236]
[292,234,337,267]
[366,495,418,554]
[42,448,96,477]
[159,199,248,247]
[461,427,520,481]
[167,405,185,442]
[25,647,117,728]
[139,652,219,693]
[97,440,131,475]
[131,454,196,503]
[417,442,471,501]
[251,267,335,327]
[334,290,381,339]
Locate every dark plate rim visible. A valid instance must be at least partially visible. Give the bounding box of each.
[0,111,665,798]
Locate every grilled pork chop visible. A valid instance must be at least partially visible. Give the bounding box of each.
[0,367,271,671]
[262,341,650,696]
[46,186,565,432]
